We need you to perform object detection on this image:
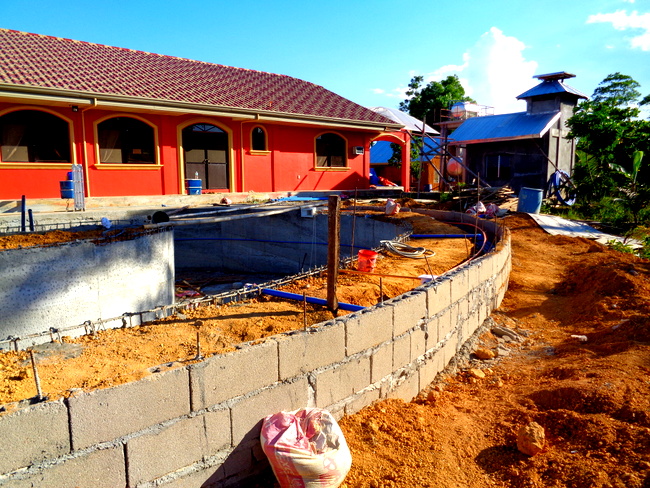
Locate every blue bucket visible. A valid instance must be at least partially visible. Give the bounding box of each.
[60,180,74,199]
[185,179,202,195]
[517,187,543,214]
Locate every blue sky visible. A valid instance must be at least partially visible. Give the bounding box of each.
[2,0,649,115]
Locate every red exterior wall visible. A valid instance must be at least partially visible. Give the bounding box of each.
[0,101,384,199]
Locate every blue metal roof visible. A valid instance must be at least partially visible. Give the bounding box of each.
[370,140,395,164]
[370,137,442,163]
[517,80,588,100]
[447,111,560,145]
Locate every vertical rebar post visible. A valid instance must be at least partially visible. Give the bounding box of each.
[29,350,44,402]
[326,195,340,315]
[195,331,202,360]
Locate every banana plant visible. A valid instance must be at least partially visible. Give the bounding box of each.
[609,150,647,224]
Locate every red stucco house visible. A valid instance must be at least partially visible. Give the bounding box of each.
[0,29,406,200]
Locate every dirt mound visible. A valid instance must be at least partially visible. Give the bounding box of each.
[327,213,650,488]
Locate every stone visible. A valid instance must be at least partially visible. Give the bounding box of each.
[517,422,545,456]
[474,347,496,360]
[468,368,485,379]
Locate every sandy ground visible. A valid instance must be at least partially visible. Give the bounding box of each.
[2,211,649,488]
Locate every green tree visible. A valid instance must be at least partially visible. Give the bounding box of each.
[391,74,473,178]
[399,74,474,123]
[566,73,650,225]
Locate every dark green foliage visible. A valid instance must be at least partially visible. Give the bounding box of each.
[399,75,474,123]
[566,73,650,226]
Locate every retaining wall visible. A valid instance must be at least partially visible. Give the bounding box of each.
[0,228,175,346]
[0,215,511,488]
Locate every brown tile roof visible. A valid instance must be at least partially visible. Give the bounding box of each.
[0,29,394,125]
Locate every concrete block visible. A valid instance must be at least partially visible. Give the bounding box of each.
[392,334,410,371]
[450,268,470,305]
[277,321,345,380]
[126,415,206,486]
[222,444,254,479]
[344,388,381,416]
[467,260,481,291]
[68,366,190,450]
[419,352,444,388]
[231,378,309,444]
[0,446,125,488]
[190,340,278,410]
[388,291,427,336]
[437,306,455,339]
[159,466,223,488]
[478,255,495,283]
[427,278,451,317]
[344,305,392,356]
[457,297,469,325]
[0,400,70,473]
[371,342,393,383]
[444,330,460,362]
[424,316,439,351]
[204,407,232,455]
[410,327,427,361]
[389,372,420,402]
[315,356,371,408]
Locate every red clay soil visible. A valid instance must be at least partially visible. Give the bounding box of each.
[247,213,650,488]
[2,212,649,488]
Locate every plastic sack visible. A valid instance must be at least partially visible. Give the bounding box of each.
[260,408,352,488]
[385,199,401,215]
[466,201,486,216]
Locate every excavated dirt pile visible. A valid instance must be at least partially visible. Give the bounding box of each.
[331,214,650,488]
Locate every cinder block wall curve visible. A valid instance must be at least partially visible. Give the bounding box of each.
[0,211,511,488]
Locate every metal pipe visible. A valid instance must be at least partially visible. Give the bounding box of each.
[261,288,365,312]
[21,195,26,232]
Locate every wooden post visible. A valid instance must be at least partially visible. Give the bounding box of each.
[327,195,340,314]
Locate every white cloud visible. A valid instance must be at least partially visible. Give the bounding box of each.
[375,28,538,114]
[587,10,650,50]
[427,27,538,114]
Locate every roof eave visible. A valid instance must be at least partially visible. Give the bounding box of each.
[0,83,402,131]
[448,133,546,145]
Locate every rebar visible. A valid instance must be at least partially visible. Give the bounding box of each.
[29,350,44,402]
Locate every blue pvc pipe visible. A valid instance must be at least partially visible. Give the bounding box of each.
[261,288,365,312]
[410,234,478,239]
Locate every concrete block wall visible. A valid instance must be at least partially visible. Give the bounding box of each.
[0,222,511,487]
[0,228,174,345]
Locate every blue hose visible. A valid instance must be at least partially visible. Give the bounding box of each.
[261,288,365,312]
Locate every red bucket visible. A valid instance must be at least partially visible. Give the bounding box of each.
[357,249,378,272]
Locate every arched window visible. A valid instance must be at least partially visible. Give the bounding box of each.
[251,126,267,151]
[315,133,346,168]
[0,110,70,162]
[98,117,155,164]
